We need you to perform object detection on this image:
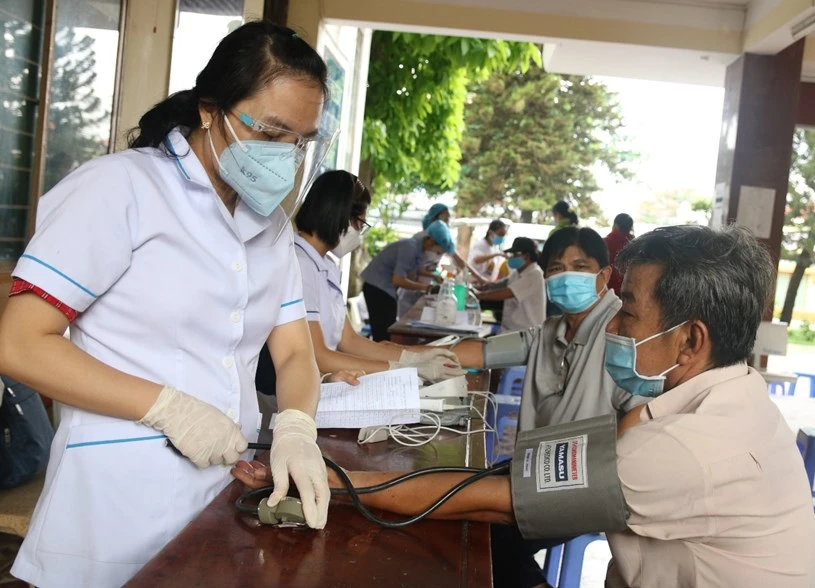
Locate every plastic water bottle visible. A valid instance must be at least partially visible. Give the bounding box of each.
[454,270,468,311]
[435,279,458,326]
[465,287,482,327]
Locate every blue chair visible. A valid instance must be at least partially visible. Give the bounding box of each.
[497,365,527,397]
[542,543,563,586]
[768,380,796,396]
[541,534,606,588]
[796,428,815,504]
[796,373,815,398]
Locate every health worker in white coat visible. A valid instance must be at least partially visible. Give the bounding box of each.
[0,22,331,588]
[294,170,464,382]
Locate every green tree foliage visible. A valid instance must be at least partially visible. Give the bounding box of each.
[351,32,540,296]
[456,69,634,222]
[779,129,815,323]
[361,32,542,198]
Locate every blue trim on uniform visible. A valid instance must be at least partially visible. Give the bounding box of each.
[281,298,304,308]
[306,310,320,315]
[66,434,166,449]
[20,254,98,298]
[163,137,191,180]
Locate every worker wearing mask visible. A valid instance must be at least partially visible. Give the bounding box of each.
[476,237,545,333]
[1,22,331,587]
[468,219,508,280]
[237,226,815,588]
[292,170,463,381]
[360,220,456,342]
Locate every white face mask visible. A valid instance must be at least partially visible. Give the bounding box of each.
[331,226,362,258]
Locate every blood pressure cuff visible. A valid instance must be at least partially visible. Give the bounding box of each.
[510,414,628,540]
[483,330,530,368]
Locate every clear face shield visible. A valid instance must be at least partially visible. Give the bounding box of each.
[226,111,339,244]
[270,128,337,243]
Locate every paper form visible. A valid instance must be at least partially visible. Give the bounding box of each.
[312,367,421,429]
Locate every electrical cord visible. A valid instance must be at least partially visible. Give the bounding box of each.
[234,447,511,528]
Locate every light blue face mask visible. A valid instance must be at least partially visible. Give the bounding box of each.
[604,322,687,397]
[507,256,525,270]
[492,235,505,246]
[545,271,603,314]
[208,114,299,217]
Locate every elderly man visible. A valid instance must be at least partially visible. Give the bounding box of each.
[236,226,815,587]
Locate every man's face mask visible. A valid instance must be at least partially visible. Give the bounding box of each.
[604,321,687,397]
[507,255,525,270]
[545,270,604,314]
[207,113,304,217]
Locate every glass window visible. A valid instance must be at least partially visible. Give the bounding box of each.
[0,1,46,262]
[168,0,244,95]
[43,0,122,193]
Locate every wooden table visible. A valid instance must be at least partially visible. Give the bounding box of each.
[128,373,493,588]
[389,296,494,345]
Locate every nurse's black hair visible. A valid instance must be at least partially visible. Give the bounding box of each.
[540,227,609,273]
[295,170,372,248]
[127,21,328,149]
[616,225,773,368]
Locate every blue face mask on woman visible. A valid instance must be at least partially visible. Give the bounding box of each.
[492,234,505,246]
[604,322,687,397]
[545,271,603,314]
[207,114,299,216]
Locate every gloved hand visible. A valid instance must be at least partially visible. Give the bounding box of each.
[398,348,461,366]
[267,409,329,529]
[139,385,248,468]
[390,354,466,383]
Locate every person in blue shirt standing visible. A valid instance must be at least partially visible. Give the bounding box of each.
[361,221,455,341]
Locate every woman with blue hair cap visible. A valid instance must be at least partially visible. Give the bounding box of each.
[361,220,456,341]
[423,203,451,228]
[398,203,489,317]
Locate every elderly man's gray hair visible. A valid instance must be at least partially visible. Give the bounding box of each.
[616,225,774,368]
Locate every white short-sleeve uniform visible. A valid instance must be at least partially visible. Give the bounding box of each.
[10,129,306,588]
[501,263,545,332]
[294,235,345,351]
[468,237,497,278]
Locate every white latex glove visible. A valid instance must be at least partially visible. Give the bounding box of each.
[139,385,248,468]
[268,409,329,529]
[398,348,461,366]
[390,355,466,383]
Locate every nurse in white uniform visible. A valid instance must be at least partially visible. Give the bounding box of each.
[0,23,330,588]
[294,170,464,382]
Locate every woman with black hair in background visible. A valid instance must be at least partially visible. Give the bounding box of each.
[294,171,462,380]
[1,22,332,586]
[549,200,579,236]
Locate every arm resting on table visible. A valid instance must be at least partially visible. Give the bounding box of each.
[232,461,514,525]
[336,470,515,525]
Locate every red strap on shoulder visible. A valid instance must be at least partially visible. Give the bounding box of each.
[10,278,79,322]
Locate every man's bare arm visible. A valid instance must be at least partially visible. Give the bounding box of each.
[232,461,514,525]
[337,470,515,524]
